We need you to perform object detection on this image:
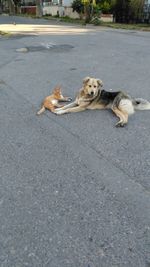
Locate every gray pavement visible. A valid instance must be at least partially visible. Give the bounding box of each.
[0,15,150,267]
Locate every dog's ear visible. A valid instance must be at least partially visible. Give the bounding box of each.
[97,79,103,87]
[83,77,90,84]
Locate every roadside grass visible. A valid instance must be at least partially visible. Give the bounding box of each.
[15,13,37,19]
[43,15,85,24]
[7,13,150,31]
[43,15,150,30]
[16,13,84,23]
[101,22,150,31]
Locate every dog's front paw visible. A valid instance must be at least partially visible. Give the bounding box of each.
[53,110,59,115]
[54,110,66,115]
[54,108,61,112]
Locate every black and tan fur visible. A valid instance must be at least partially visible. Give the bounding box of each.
[54,77,150,127]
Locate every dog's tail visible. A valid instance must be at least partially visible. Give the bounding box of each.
[133,98,150,110]
[37,106,45,115]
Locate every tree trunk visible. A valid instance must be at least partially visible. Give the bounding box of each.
[36,0,43,17]
[8,0,15,15]
[84,3,91,23]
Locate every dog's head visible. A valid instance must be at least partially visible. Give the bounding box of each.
[83,77,103,97]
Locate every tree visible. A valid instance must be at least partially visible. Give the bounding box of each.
[84,1,93,22]
[7,0,21,14]
[72,0,92,22]
[72,0,84,18]
[8,0,15,14]
[13,0,21,5]
[111,0,131,23]
[36,0,43,17]
[100,1,111,13]
[111,0,145,23]
[129,0,145,22]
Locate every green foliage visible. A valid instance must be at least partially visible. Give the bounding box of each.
[95,0,112,14]
[92,4,101,16]
[84,3,93,22]
[13,0,21,6]
[111,0,145,23]
[91,16,102,25]
[96,0,111,4]
[72,0,84,15]
[110,0,116,11]
[72,0,111,22]
[111,0,130,22]
[129,0,145,21]
[100,1,111,13]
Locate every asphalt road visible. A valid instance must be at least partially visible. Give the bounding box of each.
[0,15,150,267]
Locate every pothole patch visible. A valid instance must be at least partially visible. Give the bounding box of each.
[16,48,29,53]
[16,43,74,53]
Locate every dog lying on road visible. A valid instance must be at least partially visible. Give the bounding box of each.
[37,86,72,115]
[54,77,150,127]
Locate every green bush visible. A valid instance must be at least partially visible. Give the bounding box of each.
[111,0,145,23]
[72,0,84,16]
[14,0,21,6]
[91,16,102,25]
[100,1,111,14]
[92,5,101,16]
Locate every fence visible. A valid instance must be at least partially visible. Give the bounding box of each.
[143,3,150,23]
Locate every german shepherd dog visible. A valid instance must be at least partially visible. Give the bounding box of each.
[54,77,150,127]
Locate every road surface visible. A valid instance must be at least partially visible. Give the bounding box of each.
[0,15,150,267]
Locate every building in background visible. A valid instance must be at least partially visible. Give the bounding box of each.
[20,0,36,14]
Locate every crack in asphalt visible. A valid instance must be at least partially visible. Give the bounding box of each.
[0,56,17,70]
